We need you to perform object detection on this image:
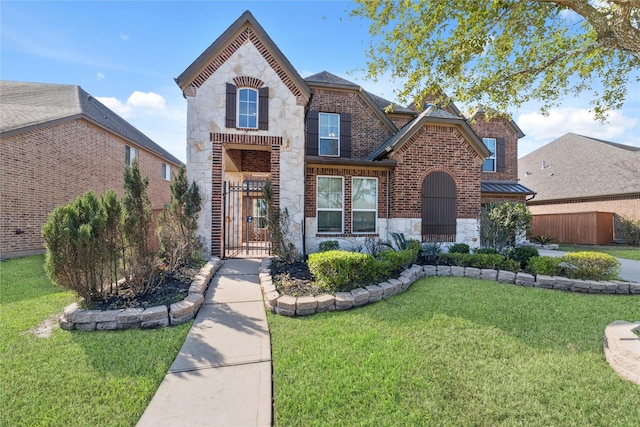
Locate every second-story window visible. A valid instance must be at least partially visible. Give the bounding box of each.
[319,113,340,156]
[482,137,496,172]
[238,88,258,129]
[125,146,137,166]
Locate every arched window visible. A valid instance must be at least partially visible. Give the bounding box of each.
[422,171,456,241]
[238,88,258,129]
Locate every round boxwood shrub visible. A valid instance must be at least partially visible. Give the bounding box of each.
[510,246,539,269]
[526,256,563,276]
[449,243,470,254]
[307,250,378,292]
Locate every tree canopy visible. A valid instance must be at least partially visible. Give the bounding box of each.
[351,0,640,119]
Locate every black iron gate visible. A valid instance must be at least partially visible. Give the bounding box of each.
[223,180,271,258]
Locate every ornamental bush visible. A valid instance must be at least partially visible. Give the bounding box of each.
[448,243,470,254]
[509,246,539,269]
[560,251,620,280]
[307,250,378,292]
[377,246,419,277]
[526,256,563,276]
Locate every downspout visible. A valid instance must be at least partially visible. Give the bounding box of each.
[526,193,537,202]
[302,93,313,258]
[386,169,390,242]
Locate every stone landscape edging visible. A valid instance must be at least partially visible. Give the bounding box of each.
[258,258,640,317]
[58,257,222,331]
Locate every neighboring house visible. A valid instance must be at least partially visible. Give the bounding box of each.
[175,11,533,258]
[519,132,640,241]
[1,81,182,259]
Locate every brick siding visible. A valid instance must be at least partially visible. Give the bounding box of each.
[389,124,483,219]
[470,115,519,181]
[307,88,395,159]
[1,119,176,258]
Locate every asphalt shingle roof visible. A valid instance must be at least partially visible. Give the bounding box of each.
[518,133,640,201]
[1,80,182,166]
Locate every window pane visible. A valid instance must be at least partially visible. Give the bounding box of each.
[319,113,340,138]
[319,138,339,156]
[317,177,342,209]
[238,88,258,129]
[482,159,495,172]
[318,211,342,232]
[353,211,376,233]
[353,178,377,210]
[482,138,496,154]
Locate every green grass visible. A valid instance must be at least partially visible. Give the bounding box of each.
[1,255,191,427]
[269,277,640,426]
[559,244,640,261]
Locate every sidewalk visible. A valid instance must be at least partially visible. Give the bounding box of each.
[537,249,640,282]
[137,258,272,427]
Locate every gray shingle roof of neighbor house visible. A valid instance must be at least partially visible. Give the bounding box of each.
[175,9,311,101]
[0,80,182,166]
[368,105,491,161]
[518,132,640,201]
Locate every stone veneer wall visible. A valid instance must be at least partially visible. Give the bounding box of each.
[185,40,306,257]
[58,258,221,331]
[258,258,639,317]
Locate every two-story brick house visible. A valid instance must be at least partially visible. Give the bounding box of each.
[175,11,533,258]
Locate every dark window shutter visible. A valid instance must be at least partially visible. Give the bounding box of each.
[496,137,505,172]
[225,83,237,128]
[339,113,352,158]
[258,87,269,130]
[306,110,319,156]
[422,171,456,241]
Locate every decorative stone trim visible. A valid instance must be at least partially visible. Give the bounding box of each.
[58,258,222,331]
[603,320,640,385]
[258,258,640,317]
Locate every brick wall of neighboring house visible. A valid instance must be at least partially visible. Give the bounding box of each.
[307,88,395,159]
[1,119,176,258]
[470,115,519,182]
[389,124,483,219]
[305,166,389,237]
[481,194,528,206]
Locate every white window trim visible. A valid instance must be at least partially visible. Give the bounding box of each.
[162,163,171,181]
[237,87,259,129]
[319,112,340,157]
[482,137,496,172]
[316,175,344,234]
[125,146,137,166]
[352,177,378,234]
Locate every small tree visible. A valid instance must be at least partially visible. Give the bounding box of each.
[122,159,156,294]
[158,165,203,270]
[478,201,532,253]
[42,191,112,303]
[263,180,298,263]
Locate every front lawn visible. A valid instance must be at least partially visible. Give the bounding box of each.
[0,255,191,427]
[559,244,640,261]
[269,277,640,426]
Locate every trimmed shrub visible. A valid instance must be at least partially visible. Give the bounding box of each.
[449,243,470,254]
[526,256,563,276]
[319,240,340,252]
[377,247,419,277]
[474,247,500,255]
[500,259,521,273]
[469,254,505,269]
[560,251,621,280]
[509,246,539,269]
[308,250,378,292]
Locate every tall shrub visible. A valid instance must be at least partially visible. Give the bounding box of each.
[158,165,202,270]
[122,159,156,294]
[42,191,113,303]
[478,201,532,253]
[263,180,298,263]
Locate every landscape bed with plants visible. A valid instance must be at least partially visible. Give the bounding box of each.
[41,162,208,329]
[270,201,630,300]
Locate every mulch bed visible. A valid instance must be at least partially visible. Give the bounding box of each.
[87,265,198,310]
[271,260,327,297]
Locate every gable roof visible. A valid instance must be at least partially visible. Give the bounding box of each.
[304,71,401,132]
[0,80,182,166]
[175,10,310,103]
[368,106,491,161]
[518,133,640,201]
[467,106,525,138]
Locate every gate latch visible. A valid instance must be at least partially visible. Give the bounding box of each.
[247,216,253,223]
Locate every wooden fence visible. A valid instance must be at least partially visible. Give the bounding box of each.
[530,211,614,245]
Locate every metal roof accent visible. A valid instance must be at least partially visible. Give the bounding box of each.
[481,181,535,195]
[0,80,182,166]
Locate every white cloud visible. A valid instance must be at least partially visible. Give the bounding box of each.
[96,91,165,119]
[127,91,166,109]
[120,32,130,41]
[96,96,132,118]
[517,107,639,157]
[96,72,105,80]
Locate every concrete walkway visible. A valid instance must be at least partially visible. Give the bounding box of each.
[538,249,640,282]
[137,259,271,427]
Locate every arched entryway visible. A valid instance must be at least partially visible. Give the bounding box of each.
[422,171,456,242]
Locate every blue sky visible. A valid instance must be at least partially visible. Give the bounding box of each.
[2,1,639,163]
